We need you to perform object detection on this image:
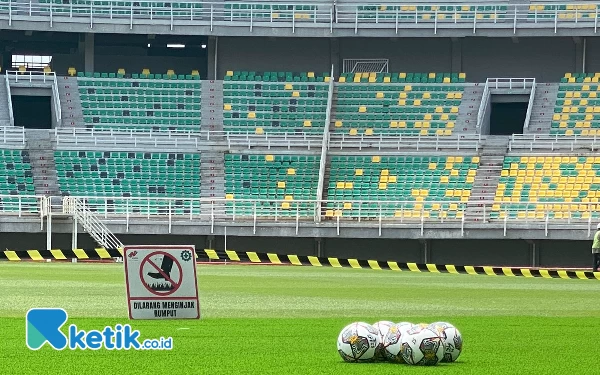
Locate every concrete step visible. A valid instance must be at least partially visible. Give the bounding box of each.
[201,81,223,134]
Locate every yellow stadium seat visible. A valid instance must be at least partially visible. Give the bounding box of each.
[355,169,363,176]
[265,155,274,162]
[287,168,296,175]
[359,106,367,113]
[68,67,77,76]
[226,194,234,200]
[335,120,343,128]
[255,127,264,135]
[277,181,285,188]
[224,104,232,111]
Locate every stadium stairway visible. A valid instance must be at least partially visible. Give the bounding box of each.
[57,76,85,128]
[201,80,224,134]
[0,81,12,126]
[464,135,509,221]
[455,84,483,133]
[200,151,225,215]
[25,129,60,196]
[526,83,558,134]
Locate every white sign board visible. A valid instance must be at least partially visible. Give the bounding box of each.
[124,245,200,320]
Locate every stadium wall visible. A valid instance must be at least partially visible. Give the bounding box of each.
[0,233,592,268]
[215,36,582,82]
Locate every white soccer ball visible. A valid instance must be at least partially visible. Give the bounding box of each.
[337,322,380,362]
[382,322,413,363]
[372,321,394,361]
[400,326,445,366]
[429,322,463,362]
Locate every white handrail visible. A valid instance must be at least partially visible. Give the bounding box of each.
[476,79,490,129]
[4,74,14,126]
[524,78,536,130]
[52,73,62,125]
[315,65,334,222]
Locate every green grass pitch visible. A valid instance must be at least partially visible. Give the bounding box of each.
[1,262,600,374]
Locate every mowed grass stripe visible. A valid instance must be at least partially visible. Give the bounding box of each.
[0,263,599,374]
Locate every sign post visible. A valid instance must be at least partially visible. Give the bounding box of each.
[124,245,200,320]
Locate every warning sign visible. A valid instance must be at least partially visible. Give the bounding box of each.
[124,245,200,320]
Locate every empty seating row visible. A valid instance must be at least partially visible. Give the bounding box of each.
[334,73,465,136]
[77,74,201,132]
[492,155,600,219]
[225,71,330,83]
[55,150,201,197]
[325,155,479,218]
[339,72,465,84]
[551,78,600,135]
[224,153,320,216]
[78,71,200,80]
[39,0,203,16]
[223,72,329,134]
[0,149,35,212]
[225,3,317,20]
[354,5,507,21]
[529,4,597,19]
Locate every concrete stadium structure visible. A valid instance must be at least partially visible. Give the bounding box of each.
[0,1,599,268]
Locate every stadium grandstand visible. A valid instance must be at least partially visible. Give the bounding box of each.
[0,0,600,268]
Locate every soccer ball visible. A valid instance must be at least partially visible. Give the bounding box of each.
[429,322,463,362]
[400,326,445,366]
[382,322,413,363]
[372,321,394,360]
[337,322,380,362]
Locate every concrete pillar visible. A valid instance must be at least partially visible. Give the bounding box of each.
[574,37,583,74]
[530,240,539,267]
[84,33,95,73]
[420,239,430,263]
[330,38,340,77]
[315,238,323,257]
[451,38,462,74]
[207,36,218,80]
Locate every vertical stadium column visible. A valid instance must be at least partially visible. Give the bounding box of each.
[329,38,340,78]
[451,38,462,74]
[574,37,584,73]
[207,36,218,80]
[83,33,95,73]
[419,239,430,264]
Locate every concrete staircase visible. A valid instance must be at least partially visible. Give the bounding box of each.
[465,135,509,222]
[200,151,225,215]
[25,129,60,196]
[456,84,484,134]
[0,79,13,126]
[201,81,224,134]
[525,83,558,134]
[56,76,85,128]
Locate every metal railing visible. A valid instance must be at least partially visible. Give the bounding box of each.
[509,133,600,151]
[62,196,123,249]
[1,2,600,35]
[524,79,537,130]
[3,195,600,237]
[487,77,536,91]
[328,133,481,151]
[315,65,335,221]
[5,70,61,125]
[0,126,26,146]
[52,73,62,126]
[0,195,41,216]
[3,75,14,127]
[476,79,490,129]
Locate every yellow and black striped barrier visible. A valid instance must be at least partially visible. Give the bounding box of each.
[0,248,598,280]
